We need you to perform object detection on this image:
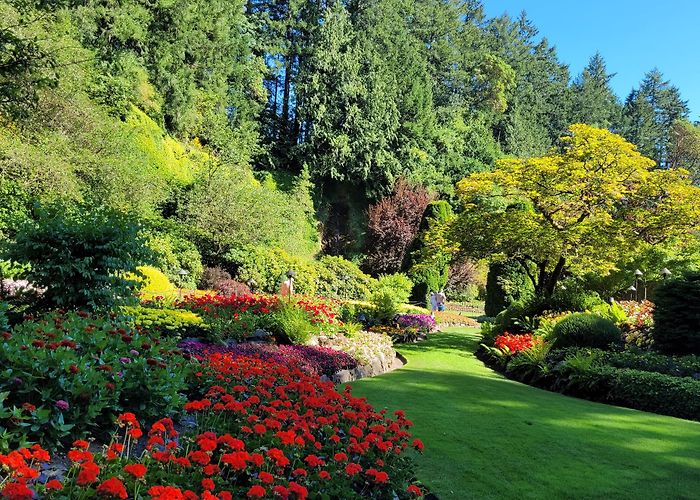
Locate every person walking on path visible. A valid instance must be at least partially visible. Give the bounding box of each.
[429,291,438,317]
[436,289,447,312]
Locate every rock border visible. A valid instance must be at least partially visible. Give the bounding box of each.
[328,350,406,384]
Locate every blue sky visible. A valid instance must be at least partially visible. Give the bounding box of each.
[482,0,700,121]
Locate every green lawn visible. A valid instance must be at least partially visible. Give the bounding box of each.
[349,328,700,499]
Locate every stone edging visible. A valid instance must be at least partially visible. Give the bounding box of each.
[326,351,406,384]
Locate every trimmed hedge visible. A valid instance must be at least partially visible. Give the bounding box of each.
[653,272,700,355]
[122,305,206,338]
[551,313,622,349]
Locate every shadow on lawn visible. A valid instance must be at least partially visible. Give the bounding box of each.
[352,328,700,497]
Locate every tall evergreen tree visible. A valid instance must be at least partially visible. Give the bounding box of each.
[622,68,689,166]
[570,52,621,129]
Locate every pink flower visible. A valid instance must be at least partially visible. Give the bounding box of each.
[55,400,69,410]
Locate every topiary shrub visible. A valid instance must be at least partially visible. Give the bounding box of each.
[551,313,622,350]
[653,272,700,355]
[485,260,534,317]
[121,305,205,338]
[132,265,176,295]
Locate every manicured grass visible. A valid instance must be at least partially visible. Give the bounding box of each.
[349,328,700,499]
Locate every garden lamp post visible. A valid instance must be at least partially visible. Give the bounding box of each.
[177,269,189,299]
[634,269,644,301]
[661,268,671,281]
[627,285,636,301]
[286,269,295,302]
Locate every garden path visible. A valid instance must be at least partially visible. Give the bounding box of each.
[350,328,700,500]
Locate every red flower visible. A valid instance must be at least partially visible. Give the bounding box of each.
[201,478,215,491]
[45,479,63,491]
[345,463,362,476]
[407,484,422,496]
[76,461,100,485]
[96,477,128,499]
[72,440,90,450]
[258,471,274,484]
[1,482,34,500]
[412,438,424,451]
[247,485,266,498]
[123,463,147,479]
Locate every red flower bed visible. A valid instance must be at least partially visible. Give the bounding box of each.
[1,355,425,499]
[494,333,539,353]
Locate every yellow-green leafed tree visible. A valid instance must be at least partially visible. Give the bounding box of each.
[452,124,700,297]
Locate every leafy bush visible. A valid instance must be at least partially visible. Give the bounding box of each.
[484,260,534,317]
[619,300,655,349]
[0,312,191,447]
[8,204,152,310]
[146,229,203,289]
[374,274,413,304]
[315,255,376,300]
[121,306,205,338]
[370,289,401,324]
[363,179,434,275]
[653,272,700,355]
[550,313,622,349]
[224,245,318,295]
[131,265,176,296]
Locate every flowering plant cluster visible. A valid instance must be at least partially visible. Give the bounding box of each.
[178,340,358,377]
[175,294,341,343]
[318,331,395,367]
[0,311,192,448]
[394,315,436,333]
[618,300,655,349]
[1,356,425,499]
[368,325,425,345]
[494,333,540,354]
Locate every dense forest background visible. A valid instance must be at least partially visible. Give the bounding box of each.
[2,0,699,298]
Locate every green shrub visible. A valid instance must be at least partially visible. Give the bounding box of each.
[272,301,316,345]
[224,245,318,295]
[550,313,622,349]
[9,203,152,310]
[315,255,376,300]
[653,272,700,355]
[374,274,413,304]
[121,306,205,338]
[131,266,176,296]
[147,229,203,289]
[370,289,401,324]
[484,260,534,317]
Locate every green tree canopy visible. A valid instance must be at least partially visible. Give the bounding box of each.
[451,124,700,297]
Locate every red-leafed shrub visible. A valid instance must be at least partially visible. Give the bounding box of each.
[364,179,434,275]
[215,280,251,297]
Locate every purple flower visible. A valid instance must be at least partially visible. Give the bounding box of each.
[395,314,436,331]
[119,357,131,364]
[55,400,69,411]
[12,377,23,385]
[129,349,140,357]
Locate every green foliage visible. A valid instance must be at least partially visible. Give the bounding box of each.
[374,274,413,305]
[370,289,401,325]
[272,301,316,345]
[653,272,700,355]
[146,229,203,289]
[0,311,191,447]
[130,266,175,296]
[8,204,152,310]
[121,306,205,339]
[224,245,318,296]
[315,256,376,301]
[455,124,700,297]
[551,313,622,350]
[588,302,629,327]
[485,260,534,316]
